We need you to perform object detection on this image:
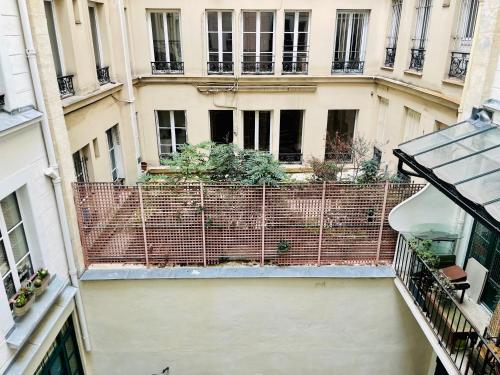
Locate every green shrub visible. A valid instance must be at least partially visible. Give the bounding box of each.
[308,157,340,182]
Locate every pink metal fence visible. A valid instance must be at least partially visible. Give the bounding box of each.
[73,182,423,267]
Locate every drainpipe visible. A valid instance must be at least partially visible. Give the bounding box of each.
[17,0,91,351]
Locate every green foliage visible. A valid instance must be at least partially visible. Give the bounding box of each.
[308,158,340,182]
[408,238,439,268]
[277,240,291,253]
[356,159,382,184]
[161,142,212,182]
[33,278,43,288]
[240,150,286,186]
[37,268,49,280]
[14,293,26,308]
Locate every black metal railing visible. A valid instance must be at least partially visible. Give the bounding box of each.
[394,235,500,374]
[282,61,308,74]
[409,48,426,71]
[241,62,274,75]
[151,61,184,75]
[331,60,364,74]
[96,66,110,85]
[384,47,397,68]
[278,153,302,164]
[449,52,470,80]
[57,75,75,98]
[0,94,4,106]
[207,61,234,75]
[325,152,353,164]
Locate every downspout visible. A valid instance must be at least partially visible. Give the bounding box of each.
[17,0,91,351]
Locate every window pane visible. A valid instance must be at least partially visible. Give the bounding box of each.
[159,129,171,143]
[44,1,63,76]
[259,111,271,151]
[243,111,255,149]
[157,111,170,127]
[160,144,172,155]
[243,12,256,32]
[166,13,182,62]
[89,6,101,67]
[173,111,185,127]
[150,13,166,61]
[207,11,217,32]
[10,224,29,263]
[16,254,33,284]
[175,129,187,151]
[1,194,22,231]
[222,33,232,52]
[222,12,232,32]
[260,12,274,32]
[0,240,10,277]
[298,12,309,32]
[284,33,293,51]
[208,32,218,52]
[3,273,15,300]
[284,12,295,33]
[260,33,273,52]
[222,52,232,62]
[243,34,256,52]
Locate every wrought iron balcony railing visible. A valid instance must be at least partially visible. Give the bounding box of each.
[0,94,4,106]
[331,60,364,74]
[278,153,302,164]
[384,47,397,68]
[409,48,425,71]
[394,235,500,374]
[57,75,75,98]
[151,61,184,75]
[207,61,234,75]
[449,52,470,80]
[96,66,110,85]
[282,61,309,74]
[241,61,274,75]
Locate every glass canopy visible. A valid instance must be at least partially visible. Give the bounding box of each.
[398,118,500,223]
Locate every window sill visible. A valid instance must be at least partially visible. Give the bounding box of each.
[6,275,67,349]
[442,78,465,87]
[380,66,394,71]
[403,69,423,77]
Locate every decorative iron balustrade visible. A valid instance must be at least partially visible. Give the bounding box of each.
[394,235,500,374]
[0,94,4,106]
[96,66,110,85]
[282,61,308,74]
[207,61,234,75]
[278,153,303,164]
[409,48,425,71]
[57,75,75,98]
[449,52,470,80]
[324,152,353,164]
[384,47,397,68]
[151,61,184,75]
[331,60,364,74]
[241,62,275,75]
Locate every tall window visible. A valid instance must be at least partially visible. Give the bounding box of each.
[242,11,274,74]
[210,110,233,144]
[156,110,187,158]
[0,193,33,300]
[283,11,309,74]
[243,111,271,152]
[384,0,403,67]
[206,11,233,74]
[89,3,110,85]
[278,110,303,164]
[409,0,432,71]
[449,0,479,79]
[325,110,357,162]
[332,11,369,74]
[403,108,422,141]
[106,126,123,182]
[73,149,89,183]
[149,11,183,74]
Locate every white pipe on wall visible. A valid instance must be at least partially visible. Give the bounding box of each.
[16,0,91,352]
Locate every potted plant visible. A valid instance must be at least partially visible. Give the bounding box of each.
[36,268,50,289]
[32,278,44,297]
[10,286,35,317]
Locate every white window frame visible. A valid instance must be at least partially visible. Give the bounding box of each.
[411,0,433,50]
[206,10,234,74]
[332,11,369,70]
[243,110,272,152]
[403,107,422,141]
[88,2,104,68]
[155,110,188,158]
[106,126,124,181]
[0,193,34,300]
[452,0,479,52]
[147,10,183,67]
[283,10,310,73]
[73,149,89,183]
[44,0,66,76]
[241,10,275,73]
[386,0,403,49]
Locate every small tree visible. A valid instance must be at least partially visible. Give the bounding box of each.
[308,157,340,182]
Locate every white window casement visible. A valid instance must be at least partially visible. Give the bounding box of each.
[106,125,124,182]
[332,11,369,74]
[243,111,272,152]
[206,11,233,74]
[403,107,422,141]
[44,0,65,78]
[155,110,187,159]
[283,11,310,74]
[384,0,403,68]
[0,193,34,301]
[242,11,275,75]
[409,0,432,71]
[448,0,479,79]
[73,149,89,183]
[88,3,103,68]
[148,11,183,74]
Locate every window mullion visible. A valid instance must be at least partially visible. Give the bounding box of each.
[163,13,170,63]
[170,111,177,153]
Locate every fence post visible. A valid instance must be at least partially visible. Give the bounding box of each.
[261,184,266,266]
[137,184,149,267]
[317,181,327,266]
[200,181,207,267]
[376,181,390,264]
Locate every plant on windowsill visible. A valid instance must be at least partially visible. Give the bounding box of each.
[277,240,291,254]
[29,268,50,297]
[10,286,35,317]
